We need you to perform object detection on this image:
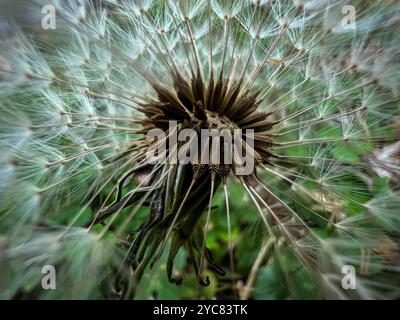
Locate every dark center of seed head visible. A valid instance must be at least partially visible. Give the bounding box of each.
[140,75,276,177]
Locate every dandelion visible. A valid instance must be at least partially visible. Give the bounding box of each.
[0,0,399,299]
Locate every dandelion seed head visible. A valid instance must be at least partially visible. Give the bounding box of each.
[0,0,399,299]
